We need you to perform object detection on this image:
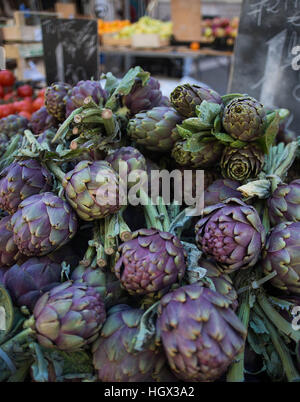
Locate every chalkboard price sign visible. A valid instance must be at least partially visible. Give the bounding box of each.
[41,18,99,85]
[230,0,300,133]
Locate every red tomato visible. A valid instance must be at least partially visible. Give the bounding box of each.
[32,96,44,111]
[0,70,15,87]
[0,86,4,99]
[37,88,46,98]
[18,111,31,120]
[0,104,13,117]
[12,99,32,113]
[17,84,33,97]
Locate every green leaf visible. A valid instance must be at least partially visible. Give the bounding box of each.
[183,133,215,152]
[274,108,290,121]
[181,117,209,132]
[250,313,269,335]
[214,114,222,132]
[176,124,193,139]
[230,139,247,148]
[195,101,222,128]
[105,67,150,111]
[257,112,280,154]
[212,132,235,143]
[221,93,246,106]
[102,72,119,95]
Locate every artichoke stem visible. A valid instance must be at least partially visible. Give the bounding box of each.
[52,106,84,143]
[101,108,115,137]
[156,196,171,232]
[254,304,300,382]
[118,211,132,242]
[139,190,163,231]
[1,134,21,160]
[46,161,66,182]
[0,328,35,352]
[227,294,250,382]
[104,216,117,255]
[257,293,300,343]
[80,244,96,267]
[96,243,107,268]
[81,116,103,124]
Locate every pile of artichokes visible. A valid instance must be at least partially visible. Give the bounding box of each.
[0,66,299,384]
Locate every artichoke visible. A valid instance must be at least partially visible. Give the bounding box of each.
[222,96,266,142]
[156,284,246,382]
[262,221,300,294]
[4,257,62,311]
[268,179,300,226]
[45,82,71,122]
[123,77,163,116]
[204,179,242,207]
[114,228,186,296]
[11,192,77,256]
[92,304,176,382]
[0,215,23,267]
[0,114,28,137]
[62,160,123,221]
[0,159,53,215]
[127,106,182,152]
[105,146,147,189]
[66,80,108,117]
[197,257,238,310]
[29,106,58,135]
[171,139,224,169]
[33,281,106,351]
[170,83,222,118]
[0,267,8,285]
[195,199,265,273]
[221,144,264,182]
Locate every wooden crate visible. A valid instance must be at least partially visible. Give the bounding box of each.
[131,34,170,49]
[100,33,131,47]
[171,0,202,42]
[1,11,41,42]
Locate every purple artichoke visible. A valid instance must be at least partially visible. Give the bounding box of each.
[123,77,163,116]
[262,222,300,294]
[66,80,108,117]
[170,83,222,118]
[114,228,186,296]
[0,215,23,267]
[197,257,238,310]
[4,257,62,311]
[195,199,265,273]
[0,159,53,215]
[0,267,8,285]
[10,192,77,257]
[204,179,242,206]
[105,146,147,189]
[92,304,176,382]
[45,82,71,122]
[29,106,58,135]
[268,179,300,226]
[156,285,246,382]
[33,281,106,351]
[0,114,28,138]
[62,160,123,221]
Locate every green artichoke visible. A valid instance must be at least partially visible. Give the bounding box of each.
[171,139,224,169]
[45,82,71,122]
[127,106,182,152]
[268,179,300,225]
[114,228,186,296]
[34,281,106,351]
[10,192,77,256]
[262,222,300,294]
[156,285,246,382]
[195,199,265,273]
[170,83,222,118]
[62,160,123,221]
[92,304,176,382]
[221,144,264,182]
[222,96,266,142]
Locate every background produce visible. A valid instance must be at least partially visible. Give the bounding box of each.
[0,66,299,383]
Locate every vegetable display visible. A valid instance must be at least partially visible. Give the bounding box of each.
[0,65,299,384]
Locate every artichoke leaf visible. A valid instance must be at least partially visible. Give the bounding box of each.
[221,93,246,106]
[195,100,222,128]
[257,112,280,154]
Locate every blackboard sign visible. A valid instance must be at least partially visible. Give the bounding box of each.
[230,0,300,133]
[41,18,99,85]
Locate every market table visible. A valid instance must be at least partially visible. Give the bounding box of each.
[100,45,233,76]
